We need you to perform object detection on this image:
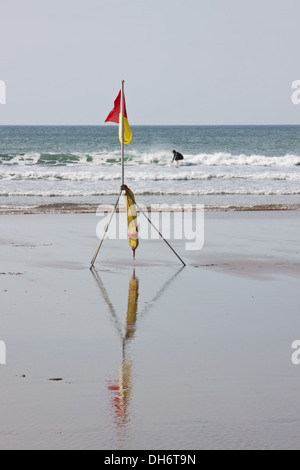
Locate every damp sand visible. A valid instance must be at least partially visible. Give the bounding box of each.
[0,211,299,450]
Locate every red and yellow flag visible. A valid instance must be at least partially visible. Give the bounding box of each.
[105,90,132,145]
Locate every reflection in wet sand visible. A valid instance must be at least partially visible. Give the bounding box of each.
[108,272,138,436]
[124,272,139,342]
[91,266,183,446]
[91,268,138,441]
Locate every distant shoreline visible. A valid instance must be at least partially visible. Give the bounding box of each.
[1,203,299,215]
[1,124,300,128]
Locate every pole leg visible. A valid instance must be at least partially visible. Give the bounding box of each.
[125,190,186,268]
[90,190,122,269]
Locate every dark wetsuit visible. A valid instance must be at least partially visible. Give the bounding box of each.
[172,151,184,162]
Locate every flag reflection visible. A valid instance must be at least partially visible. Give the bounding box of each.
[107,271,138,431]
[90,265,184,445]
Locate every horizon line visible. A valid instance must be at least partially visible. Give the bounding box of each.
[0,123,300,127]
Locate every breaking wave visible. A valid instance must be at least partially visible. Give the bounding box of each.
[0,151,300,168]
[1,188,299,198]
[0,169,299,183]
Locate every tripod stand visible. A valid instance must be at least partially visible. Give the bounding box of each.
[90,185,186,269]
[90,81,186,269]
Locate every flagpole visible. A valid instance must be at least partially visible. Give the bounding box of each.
[121,80,125,187]
[90,83,186,269]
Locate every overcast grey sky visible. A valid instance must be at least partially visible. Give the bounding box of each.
[0,0,300,125]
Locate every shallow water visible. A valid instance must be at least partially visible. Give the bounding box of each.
[0,213,299,449]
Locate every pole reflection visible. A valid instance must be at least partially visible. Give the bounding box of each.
[107,271,138,434]
[91,266,183,446]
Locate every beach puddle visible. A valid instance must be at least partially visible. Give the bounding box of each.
[0,212,299,449]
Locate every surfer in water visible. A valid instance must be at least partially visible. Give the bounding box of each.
[172,149,184,164]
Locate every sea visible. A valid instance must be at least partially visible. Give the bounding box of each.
[0,125,300,213]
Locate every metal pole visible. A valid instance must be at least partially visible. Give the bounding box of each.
[90,189,122,268]
[121,80,125,187]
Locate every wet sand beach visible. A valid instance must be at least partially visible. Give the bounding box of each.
[0,210,300,449]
